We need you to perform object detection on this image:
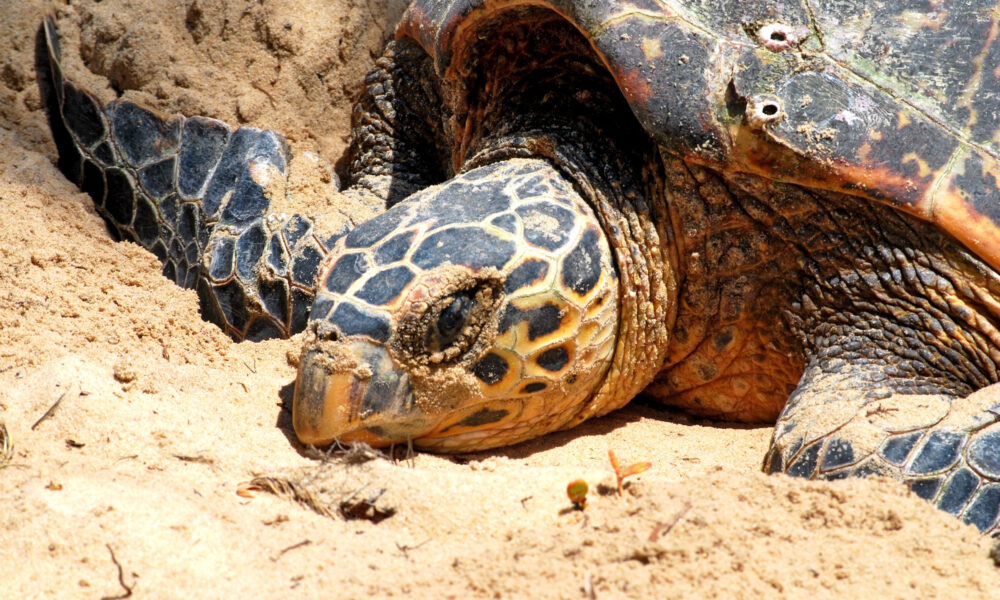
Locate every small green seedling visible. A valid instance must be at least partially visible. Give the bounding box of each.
[566,479,589,508]
[608,449,652,496]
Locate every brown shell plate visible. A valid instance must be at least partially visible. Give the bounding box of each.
[400,0,1000,271]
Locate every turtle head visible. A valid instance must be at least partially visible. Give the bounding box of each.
[293,159,620,451]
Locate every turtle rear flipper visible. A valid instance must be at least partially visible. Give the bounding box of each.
[40,17,342,341]
[766,358,1000,534]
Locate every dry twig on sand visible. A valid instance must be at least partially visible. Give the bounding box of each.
[0,423,13,469]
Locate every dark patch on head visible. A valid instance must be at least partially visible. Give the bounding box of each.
[472,352,509,385]
[178,116,231,199]
[325,253,371,294]
[536,347,569,372]
[355,265,414,306]
[490,213,517,233]
[521,382,547,393]
[455,408,509,428]
[345,208,404,248]
[111,101,180,167]
[409,179,510,228]
[329,302,391,342]
[504,259,549,293]
[561,228,603,295]
[373,231,416,265]
[515,201,576,251]
[183,239,199,267]
[499,303,563,340]
[162,260,177,284]
[196,276,225,331]
[413,227,515,271]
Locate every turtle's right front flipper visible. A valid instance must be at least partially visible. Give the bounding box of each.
[41,17,341,340]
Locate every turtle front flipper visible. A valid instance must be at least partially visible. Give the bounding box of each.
[766,355,1000,534]
[40,17,350,340]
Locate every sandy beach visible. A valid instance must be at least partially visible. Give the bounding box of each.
[2,1,999,597]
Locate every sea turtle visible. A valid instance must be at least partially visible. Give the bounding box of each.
[41,2,1000,533]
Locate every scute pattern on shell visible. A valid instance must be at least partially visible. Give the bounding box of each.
[403,0,1000,275]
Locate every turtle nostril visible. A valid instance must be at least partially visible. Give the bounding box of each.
[315,321,340,342]
[746,96,784,128]
[758,23,798,52]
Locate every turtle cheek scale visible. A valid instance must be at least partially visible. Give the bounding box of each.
[420,230,620,451]
[292,158,623,450]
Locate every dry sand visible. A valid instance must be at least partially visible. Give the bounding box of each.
[2,1,999,598]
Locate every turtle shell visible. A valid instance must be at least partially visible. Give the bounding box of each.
[400,0,1000,271]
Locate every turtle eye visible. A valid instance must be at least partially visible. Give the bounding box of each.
[436,292,474,348]
[395,276,503,366]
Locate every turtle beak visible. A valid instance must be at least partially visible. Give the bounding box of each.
[292,339,434,447]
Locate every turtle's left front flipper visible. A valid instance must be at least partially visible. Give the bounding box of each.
[40,17,345,340]
[765,360,1000,534]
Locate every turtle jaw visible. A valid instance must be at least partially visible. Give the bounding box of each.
[292,339,435,447]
